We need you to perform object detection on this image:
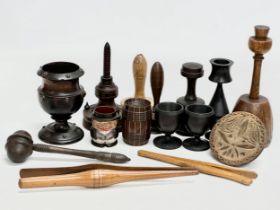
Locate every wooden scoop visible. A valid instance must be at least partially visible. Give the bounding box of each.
[19,164,198,189]
[138,150,257,185]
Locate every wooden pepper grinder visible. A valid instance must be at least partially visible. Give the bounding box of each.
[233,25,272,147]
[150,62,164,133]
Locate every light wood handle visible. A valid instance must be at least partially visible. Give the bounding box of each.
[171,156,257,179]
[138,150,254,185]
[133,54,147,98]
[19,170,93,188]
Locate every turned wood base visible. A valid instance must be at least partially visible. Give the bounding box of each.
[233,94,272,147]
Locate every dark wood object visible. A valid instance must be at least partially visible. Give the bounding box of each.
[122,98,152,146]
[210,112,266,166]
[153,102,183,150]
[233,25,272,147]
[209,58,233,121]
[5,130,130,163]
[83,42,119,130]
[182,105,214,151]
[176,62,205,136]
[18,164,198,189]
[37,62,86,144]
[150,62,164,133]
[138,150,257,185]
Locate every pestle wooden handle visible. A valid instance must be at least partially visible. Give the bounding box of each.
[249,25,272,99]
[138,150,255,185]
[133,54,147,98]
[33,144,130,163]
[150,62,164,107]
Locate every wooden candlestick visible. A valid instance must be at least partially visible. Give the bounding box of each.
[233,25,272,147]
[150,62,164,133]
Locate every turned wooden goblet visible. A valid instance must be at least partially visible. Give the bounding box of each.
[153,102,184,150]
[183,104,214,151]
[37,62,86,144]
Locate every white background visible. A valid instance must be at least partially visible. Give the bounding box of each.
[0,0,279,209]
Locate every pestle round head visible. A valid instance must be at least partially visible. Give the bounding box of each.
[5,130,33,163]
[249,25,272,54]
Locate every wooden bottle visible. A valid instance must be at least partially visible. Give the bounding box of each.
[233,25,272,147]
[19,168,198,189]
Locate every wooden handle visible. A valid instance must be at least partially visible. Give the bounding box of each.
[138,150,254,185]
[133,54,147,98]
[248,25,272,99]
[150,62,164,107]
[19,168,198,189]
[33,144,130,163]
[19,170,93,189]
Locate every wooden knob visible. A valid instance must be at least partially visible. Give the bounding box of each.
[150,62,164,107]
[249,25,272,55]
[133,54,147,98]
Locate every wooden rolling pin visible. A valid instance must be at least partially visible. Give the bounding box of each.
[138,150,257,185]
[121,54,153,106]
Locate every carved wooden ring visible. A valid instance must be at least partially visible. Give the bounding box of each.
[210,111,266,166]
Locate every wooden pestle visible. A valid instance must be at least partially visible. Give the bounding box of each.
[138,150,257,185]
[233,25,273,146]
[19,167,198,189]
[121,54,153,106]
[150,62,164,133]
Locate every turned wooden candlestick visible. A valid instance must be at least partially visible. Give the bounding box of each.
[233,25,272,147]
[121,54,153,106]
[150,62,164,133]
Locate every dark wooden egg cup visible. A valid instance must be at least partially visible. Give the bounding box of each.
[37,62,86,145]
[176,62,205,136]
[183,104,214,151]
[153,102,184,150]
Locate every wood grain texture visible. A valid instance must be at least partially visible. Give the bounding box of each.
[133,54,147,98]
[210,111,266,167]
[233,94,272,146]
[138,150,256,185]
[19,168,198,189]
[234,25,273,147]
[150,62,164,107]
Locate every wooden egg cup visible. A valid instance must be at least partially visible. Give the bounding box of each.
[233,25,272,147]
